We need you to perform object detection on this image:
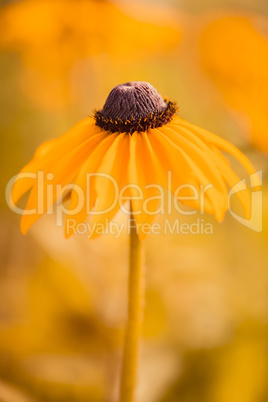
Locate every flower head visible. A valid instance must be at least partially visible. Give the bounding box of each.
[94,82,178,134]
[11,81,258,239]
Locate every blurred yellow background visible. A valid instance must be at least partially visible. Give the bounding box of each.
[0,0,268,401]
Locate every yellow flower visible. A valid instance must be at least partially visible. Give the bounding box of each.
[0,0,181,110]
[199,14,268,152]
[11,82,257,240]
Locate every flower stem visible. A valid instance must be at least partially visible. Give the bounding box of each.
[120,212,143,402]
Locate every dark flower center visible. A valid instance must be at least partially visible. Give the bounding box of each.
[94,81,178,134]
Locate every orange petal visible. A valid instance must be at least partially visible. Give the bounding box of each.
[129,132,162,240]
[89,133,130,239]
[20,131,107,234]
[173,116,259,181]
[147,129,214,215]
[169,122,251,218]
[157,126,228,221]
[12,117,101,204]
[64,132,118,238]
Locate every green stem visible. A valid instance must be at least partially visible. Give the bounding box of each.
[120,211,143,402]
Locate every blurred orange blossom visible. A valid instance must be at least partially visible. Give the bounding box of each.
[199,14,268,153]
[0,0,181,110]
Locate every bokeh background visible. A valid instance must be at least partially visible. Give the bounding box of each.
[1,0,268,401]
